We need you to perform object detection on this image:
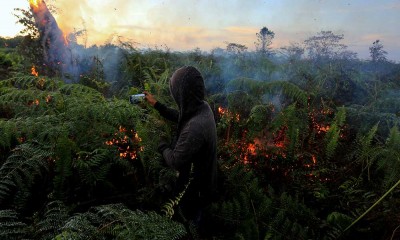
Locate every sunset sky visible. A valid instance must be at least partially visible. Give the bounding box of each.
[1,0,399,61]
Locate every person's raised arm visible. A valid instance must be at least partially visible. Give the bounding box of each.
[144,91,179,123]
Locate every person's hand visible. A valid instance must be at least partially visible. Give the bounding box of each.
[144,91,157,106]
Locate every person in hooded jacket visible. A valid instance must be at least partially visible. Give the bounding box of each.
[144,66,217,228]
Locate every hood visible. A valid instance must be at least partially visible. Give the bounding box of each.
[169,66,205,123]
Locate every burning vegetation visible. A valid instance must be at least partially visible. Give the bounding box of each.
[105,126,143,160]
[29,0,70,71]
[1,1,400,239]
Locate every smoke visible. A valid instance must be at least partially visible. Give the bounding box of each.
[29,0,125,83]
[52,0,148,46]
[28,0,397,62]
[30,0,73,79]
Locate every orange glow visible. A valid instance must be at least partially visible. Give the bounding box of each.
[218,106,240,122]
[247,143,256,155]
[31,66,39,77]
[45,95,52,103]
[218,106,226,115]
[29,0,42,9]
[63,33,69,46]
[316,125,330,134]
[312,155,317,164]
[105,126,142,160]
[243,143,257,164]
[28,99,40,106]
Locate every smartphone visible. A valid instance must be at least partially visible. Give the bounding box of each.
[129,93,145,104]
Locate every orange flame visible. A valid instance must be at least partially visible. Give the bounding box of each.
[31,65,39,77]
[45,95,52,103]
[105,126,143,160]
[312,155,317,164]
[29,0,41,9]
[218,106,226,115]
[218,106,240,121]
[28,99,40,106]
[63,33,69,46]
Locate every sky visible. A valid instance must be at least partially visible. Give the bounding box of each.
[1,0,400,61]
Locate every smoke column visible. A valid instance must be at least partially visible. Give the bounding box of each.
[29,0,75,77]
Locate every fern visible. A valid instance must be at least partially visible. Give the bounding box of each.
[56,204,187,240]
[34,201,69,240]
[353,123,380,180]
[0,209,28,240]
[0,120,17,149]
[0,142,52,208]
[73,149,112,188]
[246,104,274,135]
[53,137,77,199]
[5,74,61,91]
[262,81,308,106]
[161,164,193,219]
[324,107,346,159]
[376,125,400,187]
[265,192,317,240]
[59,83,104,97]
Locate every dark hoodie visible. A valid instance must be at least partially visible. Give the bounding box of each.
[155,66,217,212]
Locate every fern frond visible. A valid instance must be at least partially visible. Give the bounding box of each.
[59,84,104,99]
[161,163,193,219]
[0,120,17,148]
[34,201,69,240]
[53,137,76,199]
[262,81,308,106]
[324,107,346,159]
[376,126,400,186]
[0,209,28,240]
[0,142,52,207]
[74,149,111,187]
[56,204,187,240]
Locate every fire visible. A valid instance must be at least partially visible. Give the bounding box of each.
[312,154,317,164]
[316,124,330,134]
[243,142,257,164]
[31,65,39,77]
[28,99,40,106]
[63,34,69,46]
[218,106,240,121]
[105,126,143,160]
[45,95,52,103]
[218,106,226,115]
[29,0,41,8]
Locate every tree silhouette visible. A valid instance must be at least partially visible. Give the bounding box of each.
[369,40,387,63]
[304,31,347,61]
[255,27,275,55]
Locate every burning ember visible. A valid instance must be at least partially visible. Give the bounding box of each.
[31,65,39,77]
[105,126,143,160]
[28,99,40,106]
[30,65,48,89]
[218,106,240,122]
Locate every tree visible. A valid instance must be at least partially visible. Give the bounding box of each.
[369,40,387,63]
[280,43,305,62]
[255,27,275,55]
[225,42,248,55]
[304,31,347,61]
